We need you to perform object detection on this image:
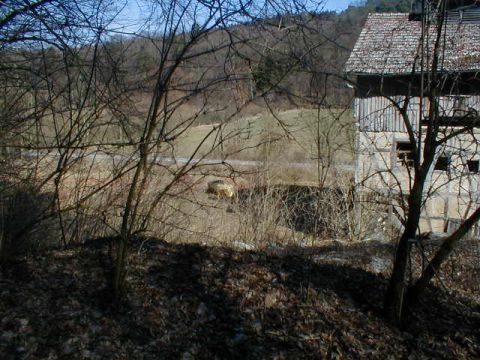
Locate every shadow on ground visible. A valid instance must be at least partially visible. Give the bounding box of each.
[0,239,479,359]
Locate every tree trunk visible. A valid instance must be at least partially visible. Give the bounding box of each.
[383,228,415,322]
[383,171,426,323]
[112,151,146,302]
[405,206,480,310]
[113,235,128,301]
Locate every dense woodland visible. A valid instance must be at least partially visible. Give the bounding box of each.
[76,0,412,112]
[0,0,411,133]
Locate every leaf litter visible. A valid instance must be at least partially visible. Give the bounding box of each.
[0,238,479,359]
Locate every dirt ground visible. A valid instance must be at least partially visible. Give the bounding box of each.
[0,237,478,359]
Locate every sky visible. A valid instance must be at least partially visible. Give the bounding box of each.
[324,0,353,12]
[112,0,354,35]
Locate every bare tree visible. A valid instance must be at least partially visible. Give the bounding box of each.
[1,0,366,307]
[0,0,122,256]
[385,1,480,324]
[347,0,480,323]
[90,0,344,300]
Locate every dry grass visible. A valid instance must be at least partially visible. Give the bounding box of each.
[172,108,355,164]
[1,106,359,257]
[2,152,374,257]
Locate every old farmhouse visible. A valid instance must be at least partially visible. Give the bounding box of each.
[345,1,480,234]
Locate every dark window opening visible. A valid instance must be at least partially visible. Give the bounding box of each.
[447,218,480,239]
[435,155,450,171]
[421,96,478,127]
[422,115,479,127]
[445,0,480,11]
[453,96,468,115]
[447,218,461,233]
[396,141,415,167]
[467,159,479,173]
[471,224,480,239]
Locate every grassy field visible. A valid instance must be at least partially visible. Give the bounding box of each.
[25,107,355,168]
[172,108,355,164]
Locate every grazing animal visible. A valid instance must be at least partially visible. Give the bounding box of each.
[207,179,236,199]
